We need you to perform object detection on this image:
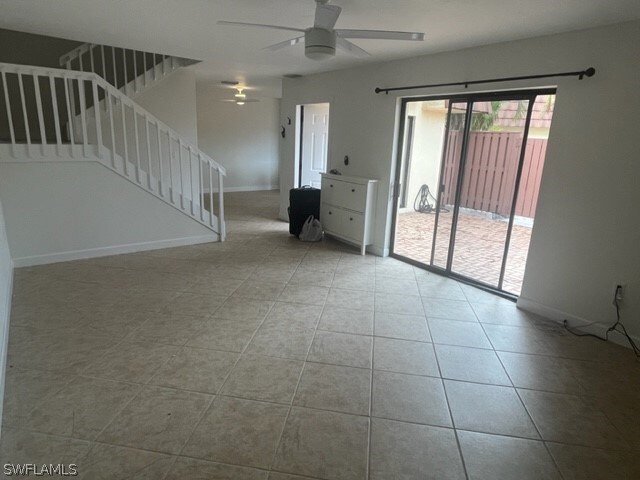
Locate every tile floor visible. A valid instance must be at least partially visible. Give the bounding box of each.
[1,190,640,479]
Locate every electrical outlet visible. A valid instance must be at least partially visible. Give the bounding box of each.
[614,284,625,303]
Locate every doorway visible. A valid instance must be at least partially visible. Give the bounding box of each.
[391,90,556,296]
[296,103,330,188]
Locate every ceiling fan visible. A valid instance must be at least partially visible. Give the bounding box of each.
[218,0,425,60]
[221,87,260,105]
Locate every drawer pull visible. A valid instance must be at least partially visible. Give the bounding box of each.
[330,184,333,188]
[329,211,332,215]
[350,217,353,221]
[351,188,355,192]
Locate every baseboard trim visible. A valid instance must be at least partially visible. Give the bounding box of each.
[12,234,219,267]
[204,185,279,194]
[517,296,640,350]
[225,185,279,193]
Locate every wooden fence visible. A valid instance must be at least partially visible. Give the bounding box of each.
[441,131,546,218]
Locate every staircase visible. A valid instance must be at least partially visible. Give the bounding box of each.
[0,47,225,240]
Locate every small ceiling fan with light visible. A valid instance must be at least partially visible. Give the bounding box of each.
[218,0,425,60]
[221,87,260,106]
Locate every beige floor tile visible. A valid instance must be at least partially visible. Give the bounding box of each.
[482,323,551,355]
[497,351,585,394]
[374,312,430,341]
[471,302,543,327]
[129,312,206,346]
[165,456,268,480]
[370,418,465,480]
[375,276,419,296]
[82,308,151,339]
[150,347,238,394]
[213,297,274,321]
[268,473,310,480]
[326,288,375,311]
[278,284,329,306]
[233,280,287,301]
[98,386,212,454]
[458,430,561,479]
[184,275,245,296]
[76,443,174,480]
[372,370,451,427]
[261,302,324,330]
[547,442,640,480]
[375,292,424,316]
[307,331,372,368]
[23,377,140,440]
[289,268,335,287]
[187,317,261,352]
[294,363,370,415]
[518,389,628,448]
[183,396,288,469]
[273,407,369,480]
[246,324,315,360]
[162,292,227,317]
[318,306,374,335]
[422,298,478,322]
[435,344,511,385]
[221,354,303,404]
[444,380,539,439]
[7,327,117,374]
[1,368,72,428]
[416,274,467,301]
[428,318,492,349]
[373,337,440,377]
[0,427,92,467]
[83,340,179,383]
[331,273,375,292]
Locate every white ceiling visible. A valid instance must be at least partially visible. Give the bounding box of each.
[1,0,639,97]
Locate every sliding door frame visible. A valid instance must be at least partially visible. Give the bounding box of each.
[389,88,556,298]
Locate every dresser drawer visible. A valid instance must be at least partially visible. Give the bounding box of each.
[321,178,366,212]
[340,210,365,241]
[320,202,342,233]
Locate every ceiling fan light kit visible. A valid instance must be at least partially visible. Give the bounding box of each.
[218,0,424,61]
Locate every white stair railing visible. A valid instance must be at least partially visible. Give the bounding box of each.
[0,62,225,239]
[59,43,183,97]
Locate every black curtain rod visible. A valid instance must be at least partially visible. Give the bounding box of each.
[374,67,596,95]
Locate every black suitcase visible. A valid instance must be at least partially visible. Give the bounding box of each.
[289,186,321,237]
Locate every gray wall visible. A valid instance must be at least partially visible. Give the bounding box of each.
[279,20,640,340]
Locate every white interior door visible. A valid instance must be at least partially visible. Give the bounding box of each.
[300,103,329,188]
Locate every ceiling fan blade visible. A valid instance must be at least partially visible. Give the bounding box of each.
[243,99,260,103]
[220,99,237,102]
[314,4,342,30]
[264,36,304,51]
[336,37,370,58]
[217,21,305,33]
[335,29,424,41]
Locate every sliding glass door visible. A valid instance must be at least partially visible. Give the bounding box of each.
[391,90,556,296]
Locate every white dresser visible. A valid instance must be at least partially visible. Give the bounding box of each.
[320,173,378,255]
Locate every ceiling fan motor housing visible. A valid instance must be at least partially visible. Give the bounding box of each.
[305,27,336,60]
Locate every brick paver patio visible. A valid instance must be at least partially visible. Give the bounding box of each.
[393,210,532,295]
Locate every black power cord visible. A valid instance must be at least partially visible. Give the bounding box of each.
[564,286,640,358]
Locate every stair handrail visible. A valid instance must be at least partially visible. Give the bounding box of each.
[58,42,176,96]
[0,61,226,238]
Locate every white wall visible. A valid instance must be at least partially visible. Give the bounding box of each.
[0,161,216,266]
[279,21,640,338]
[0,198,13,433]
[196,84,280,191]
[135,68,199,146]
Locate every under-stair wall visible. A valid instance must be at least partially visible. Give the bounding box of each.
[0,198,12,426]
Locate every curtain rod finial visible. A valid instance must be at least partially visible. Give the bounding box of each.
[585,67,596,77]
